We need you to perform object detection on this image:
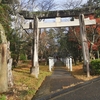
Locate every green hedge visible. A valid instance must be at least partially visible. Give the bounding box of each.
[90,59,100,75]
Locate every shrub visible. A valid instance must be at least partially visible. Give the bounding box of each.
[90,59,100,75]
[11,53,17,60]
[20,54,27,60]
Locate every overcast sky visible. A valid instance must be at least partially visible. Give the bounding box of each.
[54,0,87,4]
[52,0,88,10]
[54,0,87,8]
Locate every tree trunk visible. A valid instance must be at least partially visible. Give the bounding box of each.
[97,50,99,59]
[7,42,13,87]
[0,23,13,92]
[0,44,8,92]
[79,14,90,77]
[30,15,39,78]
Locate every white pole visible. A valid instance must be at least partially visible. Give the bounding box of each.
[70,57,72,71]
[67,58,70,69]
[49,58,52,72]
[49,57,54,72]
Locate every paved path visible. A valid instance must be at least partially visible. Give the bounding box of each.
[32,60,83,100]
[51,78,100,100]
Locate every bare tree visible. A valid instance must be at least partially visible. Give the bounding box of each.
[37,0,57,11]
[62,0,83,9]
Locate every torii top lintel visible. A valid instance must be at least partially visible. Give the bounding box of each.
[19,6,99,19]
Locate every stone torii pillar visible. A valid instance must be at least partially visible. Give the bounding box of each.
[79,14,90,77]
[30,15,39,78]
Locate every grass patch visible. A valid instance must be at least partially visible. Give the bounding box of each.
[5,60,51,100]
[0,95,6,100]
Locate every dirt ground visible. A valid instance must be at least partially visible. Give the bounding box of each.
[72,64,99,81]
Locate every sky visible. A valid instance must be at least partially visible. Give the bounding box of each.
[54,0,87,4]
[20,0,88,11]
[49,0,88,11]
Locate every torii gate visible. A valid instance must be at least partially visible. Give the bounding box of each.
[20,7,97,78]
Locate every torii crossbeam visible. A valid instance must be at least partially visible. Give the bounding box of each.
[22,17,96,29]
[19,5,99,19]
